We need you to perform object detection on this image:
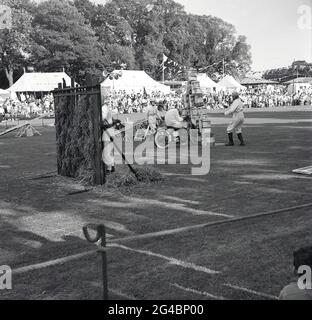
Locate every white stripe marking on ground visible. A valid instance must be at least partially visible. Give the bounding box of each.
[89,282,136,300]
[171,283,226,300]
[161,172,186,177]
[223,284,278,300]
[178,177,207,183]
[166,204,232,218]
[96,197,233,218]
[125,197,233,218]
[101,220,134,235]
[109,288,137,300]
[162,195,201,205]
[109,243,220,275]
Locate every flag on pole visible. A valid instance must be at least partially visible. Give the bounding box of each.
[158,54,185,81]
[162,54,168,83]
[162,54,169,75]
[163,54,168,66]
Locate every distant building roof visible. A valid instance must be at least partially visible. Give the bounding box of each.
[292,60,307,65]
[284,77,312,84]
[9,72,74,92]
[240,78,279,86]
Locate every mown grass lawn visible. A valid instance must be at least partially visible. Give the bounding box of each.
[0,111,311,300]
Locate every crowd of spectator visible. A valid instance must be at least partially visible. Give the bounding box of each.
[204,87,312,110]
[106,90,183,114]
[1,85,312,122]
[0,94,54,121]
[106,87,312,113]
[241,87,311,108]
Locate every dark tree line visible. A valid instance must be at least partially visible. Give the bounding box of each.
[0,0,252,87]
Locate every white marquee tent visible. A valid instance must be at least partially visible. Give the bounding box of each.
[218,75,245,91]
[0,89,10,103]
[9,72,73,95]
[101,70,171,94]
[197,73,221,93]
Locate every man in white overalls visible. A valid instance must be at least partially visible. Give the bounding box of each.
[165,104,184,142]
[224,91,245,146]
[102,103,116,174]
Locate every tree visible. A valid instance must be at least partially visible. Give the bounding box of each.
[141,0,188,80]
[31,0,105,85]
[73,0,97,25]
[0,0,33,86]
[227,35,252,79]
[1,0,253,88]
[74,0,137,74]
[105,43,136,72]
[185,15,252,80]
[73,0,252,81]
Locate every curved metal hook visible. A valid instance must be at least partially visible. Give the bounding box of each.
[83,224,104,244]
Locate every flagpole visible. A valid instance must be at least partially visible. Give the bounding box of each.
[162,54,165,84]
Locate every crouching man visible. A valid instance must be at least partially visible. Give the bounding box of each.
[164,105,184,143]
[224,91,245,146]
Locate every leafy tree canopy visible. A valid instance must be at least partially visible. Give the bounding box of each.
[0,0,253,87]
[0,0,33,86]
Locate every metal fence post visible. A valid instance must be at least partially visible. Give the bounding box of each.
[98,224,108,300]
[83,224,108,300]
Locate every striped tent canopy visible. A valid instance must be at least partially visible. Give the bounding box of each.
[218,75,245,91]
[197,73,221,92]
[101,70,171,94]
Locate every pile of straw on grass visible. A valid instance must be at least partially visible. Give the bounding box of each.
[105,165,164,189]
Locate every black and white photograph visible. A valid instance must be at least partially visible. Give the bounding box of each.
[0,0,312,310]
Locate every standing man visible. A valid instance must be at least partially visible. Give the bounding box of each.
[224,91,245,146]
[146,100,161,134]
[102,102,116,174]
[0,104,4,122]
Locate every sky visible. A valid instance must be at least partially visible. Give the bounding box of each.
[92,0,312,71]
[175,0,312,71]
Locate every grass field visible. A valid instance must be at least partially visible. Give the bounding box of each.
[0,110,312,300]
